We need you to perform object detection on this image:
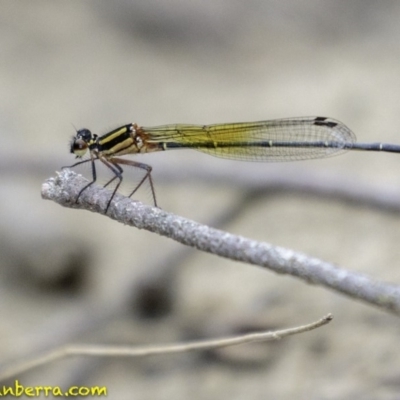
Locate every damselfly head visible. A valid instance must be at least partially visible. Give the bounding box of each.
[70,128,93,158]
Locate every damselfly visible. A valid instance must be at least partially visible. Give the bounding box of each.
[64,116,400,213]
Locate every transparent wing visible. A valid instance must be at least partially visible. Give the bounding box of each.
[142,117,356,162]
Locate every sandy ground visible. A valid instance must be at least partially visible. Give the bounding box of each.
[1,1,400,398]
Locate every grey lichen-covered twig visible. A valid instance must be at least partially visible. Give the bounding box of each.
[42,170,400,314]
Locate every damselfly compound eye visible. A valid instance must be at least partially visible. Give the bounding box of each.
[77,128,92,142]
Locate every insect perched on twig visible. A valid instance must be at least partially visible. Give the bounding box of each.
[64,117,400,213]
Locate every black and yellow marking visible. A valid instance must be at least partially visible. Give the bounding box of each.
[97,125,134,154]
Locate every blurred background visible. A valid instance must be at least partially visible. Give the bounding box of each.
[1,0,400,398]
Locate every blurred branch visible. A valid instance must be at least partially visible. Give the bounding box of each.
[0,313,332,381]
[41,170,400,315]
[157,160,400,213]
[3,153,400,211]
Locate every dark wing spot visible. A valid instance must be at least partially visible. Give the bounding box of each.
[313,117,337,128]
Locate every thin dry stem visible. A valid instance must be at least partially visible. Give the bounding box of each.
[0,314,332,381]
